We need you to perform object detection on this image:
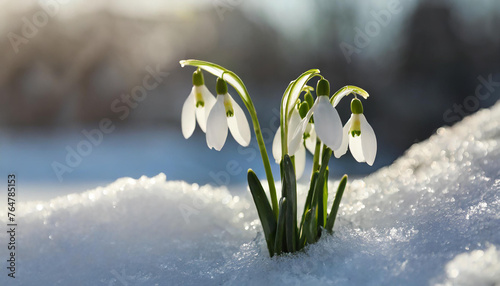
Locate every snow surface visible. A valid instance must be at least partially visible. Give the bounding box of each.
[2,102,500,286]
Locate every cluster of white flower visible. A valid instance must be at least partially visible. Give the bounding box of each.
[182,70,377,178]
[277,79,377,178]
[180,61,377,256]
[181,69,250,151]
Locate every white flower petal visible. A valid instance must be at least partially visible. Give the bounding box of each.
[334,117,352,158]
[359,114,377,166]
[289,98,318,155]
[206,95,228,151]
[272,127,281,164]
[195,108,208,132]
[313,96,343,150]
[295,143,306,180]
[349,133,365,163]
[274,108,303,163]
[194,85,216,132]
[181,88,196,139]
[288,108,301,142]
[288,125,305,156]
[305,124,317,154]
[226,94,251,147]
[201,85,216,108]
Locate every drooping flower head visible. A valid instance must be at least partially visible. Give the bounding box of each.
[289,78,343,155]
[181,69,216,138]
[334,98,377,165]
[206,78,251,151]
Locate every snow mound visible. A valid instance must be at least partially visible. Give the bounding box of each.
[436,245,500,286]
[2,102,500,285]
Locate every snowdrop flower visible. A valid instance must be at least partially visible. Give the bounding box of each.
[181,69,216,139]
[206,77,251,151]
[334,98,377,166]
[289,79,343,155]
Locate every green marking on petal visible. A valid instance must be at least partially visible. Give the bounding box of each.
[195,88,204,107]
[350,130,361,137]
[223,94,234,117]
[350,114,361,136]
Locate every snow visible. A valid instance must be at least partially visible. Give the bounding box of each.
[436,245,500,286]
[2,101,500,285]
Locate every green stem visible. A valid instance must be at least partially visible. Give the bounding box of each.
[248,107,279,218]
[312,147,332,209]
[311,138,322,178]
[179,60,279,218]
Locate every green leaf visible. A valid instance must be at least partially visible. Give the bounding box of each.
[274,197,287,256]
[298,229,306,250]
[247,169,277,256]
[312,148,332,208]
[304,207,317,244]
[326,175,348,234]
[318,168,329,228]
[283,155,298,253]
[279,159,286,196]
[310,148,332,241]
[299,171,318,244]
[331,85,370,107]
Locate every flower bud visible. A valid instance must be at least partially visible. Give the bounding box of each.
[299,101,310,119]
[305,92,314,108]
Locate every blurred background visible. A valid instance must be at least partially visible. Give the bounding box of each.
[0,0,499,199]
